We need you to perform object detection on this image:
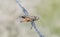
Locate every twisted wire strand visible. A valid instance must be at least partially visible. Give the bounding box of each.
[31,21,44,37]
[16,0,28,16]
[16,0,44,37]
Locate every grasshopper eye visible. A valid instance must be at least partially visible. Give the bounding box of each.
[18,15,26,18]
[21,16,25,18]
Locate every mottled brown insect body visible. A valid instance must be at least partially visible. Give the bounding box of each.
[20,15,39,22]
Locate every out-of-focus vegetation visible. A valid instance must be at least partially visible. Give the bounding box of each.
[0,0,60,37]
[35,0,60,37]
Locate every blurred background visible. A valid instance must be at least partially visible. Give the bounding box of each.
[0,0,60,37]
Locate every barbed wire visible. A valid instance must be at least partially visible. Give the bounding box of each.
[16,0,44,37]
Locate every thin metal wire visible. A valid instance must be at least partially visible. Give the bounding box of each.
[16,0,28,16]
[16,0,44,37]
[31,21,44,37]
